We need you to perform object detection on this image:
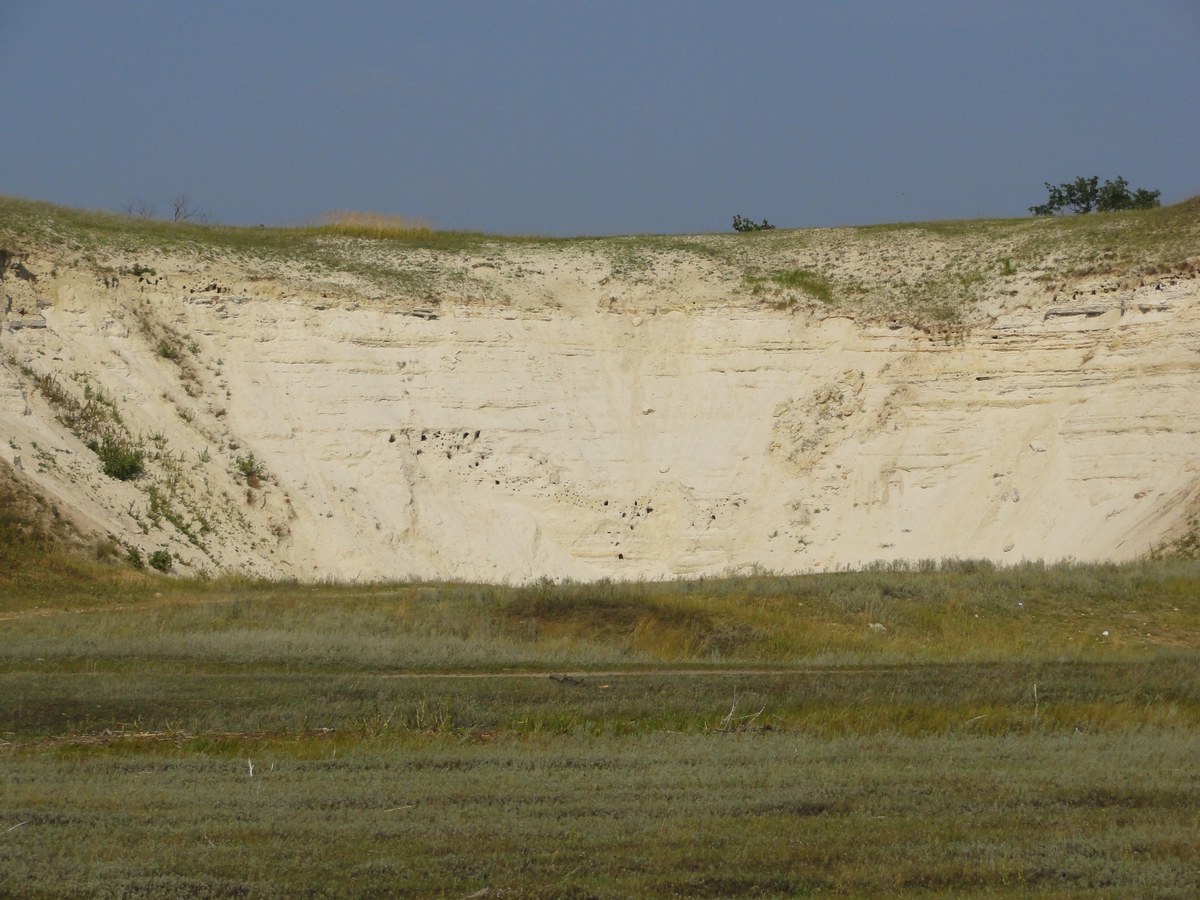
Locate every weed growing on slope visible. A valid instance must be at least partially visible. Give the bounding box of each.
[234,452,267,484]
[18,367,144,481]
[745,268,836,309]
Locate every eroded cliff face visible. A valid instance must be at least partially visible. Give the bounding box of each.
[2,212,1198,581]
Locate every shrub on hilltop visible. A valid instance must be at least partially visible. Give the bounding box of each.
[1031,176,1161,216]
[732,214,777,232]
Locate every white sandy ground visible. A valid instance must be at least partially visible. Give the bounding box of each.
[1,236,1198,582]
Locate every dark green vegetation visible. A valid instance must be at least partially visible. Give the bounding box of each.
[3,524,1199,895]
[1031,175,1161,216]
[731,213,777,232]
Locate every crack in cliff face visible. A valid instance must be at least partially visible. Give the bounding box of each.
[2,201,1199,580]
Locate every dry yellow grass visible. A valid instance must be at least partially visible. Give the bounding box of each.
[310,209,435,240]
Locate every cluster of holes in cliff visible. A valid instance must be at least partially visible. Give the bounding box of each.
[607,498,657,559]
[183,281,229,294]
[695,498,743,529]
[403,428,484,463]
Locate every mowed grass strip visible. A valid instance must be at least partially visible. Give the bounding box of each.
[4,660,1199,744]
[3,732,1198,897]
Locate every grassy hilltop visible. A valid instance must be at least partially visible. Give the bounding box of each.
[3,193,1199,329]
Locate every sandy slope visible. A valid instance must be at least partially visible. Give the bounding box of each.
[2,223,1197,581]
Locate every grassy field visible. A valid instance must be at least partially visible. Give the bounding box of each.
[2,546,1199,896]
[5,732,1197,897]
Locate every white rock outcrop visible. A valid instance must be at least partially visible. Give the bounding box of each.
[2,231,1197,581]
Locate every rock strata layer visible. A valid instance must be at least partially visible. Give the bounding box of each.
[2,235,1197,581]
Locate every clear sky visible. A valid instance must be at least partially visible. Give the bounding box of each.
[2,1,1197,235]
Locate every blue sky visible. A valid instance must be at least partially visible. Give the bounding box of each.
[2,1,1197,235]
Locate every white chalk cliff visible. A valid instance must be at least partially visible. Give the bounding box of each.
[2,201,1198,580]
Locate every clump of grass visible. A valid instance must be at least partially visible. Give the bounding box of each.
[144,484,206,548]
[90,436,145,481]
[133,311,202,394]
[498,578,760,659]
[771,268,834,304]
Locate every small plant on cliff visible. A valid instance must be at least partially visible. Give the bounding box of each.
[91,437,145,481]
[156,340,181,361]
[125,546,145,570]
[148,549,172,572]
[235,452,267,485]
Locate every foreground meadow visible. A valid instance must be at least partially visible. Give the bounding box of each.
[2,560,1199,896]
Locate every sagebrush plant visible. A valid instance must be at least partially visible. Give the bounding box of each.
[92,436,145,481]
[235,452,266,482]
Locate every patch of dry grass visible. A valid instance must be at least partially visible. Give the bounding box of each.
[308,209,435,240]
